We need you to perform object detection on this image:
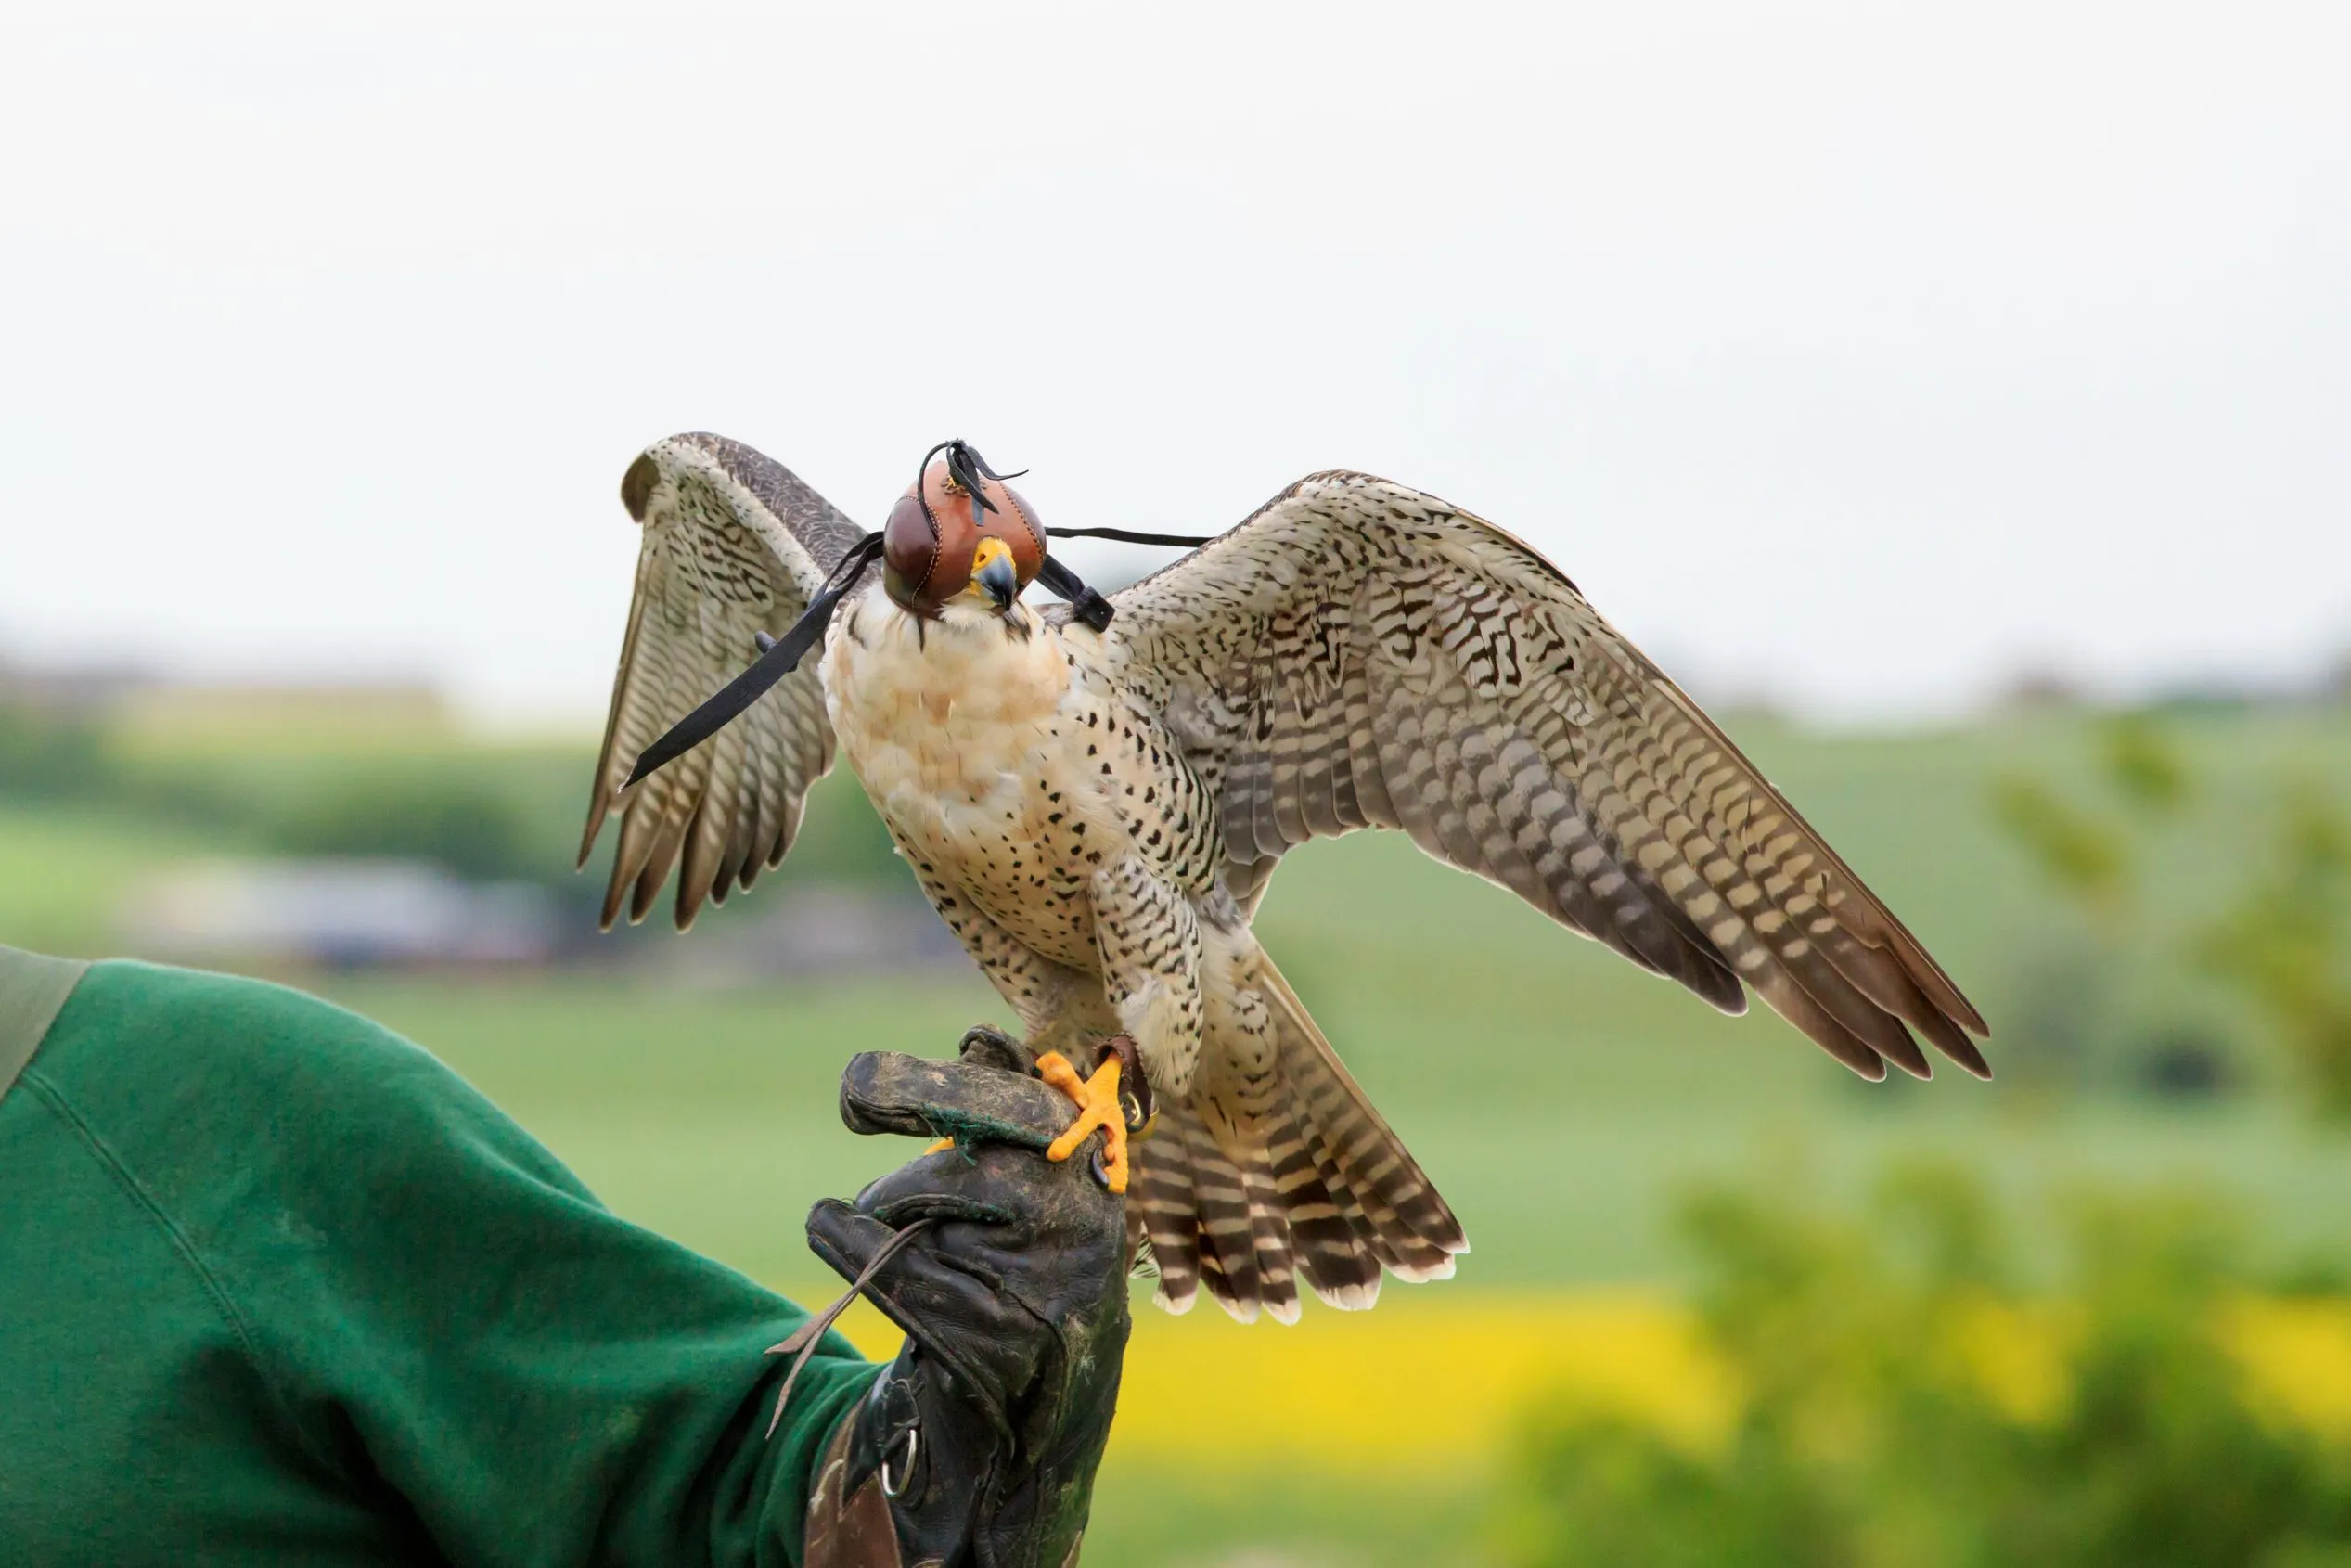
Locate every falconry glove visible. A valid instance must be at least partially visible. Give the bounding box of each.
[798,1037,1130,1568]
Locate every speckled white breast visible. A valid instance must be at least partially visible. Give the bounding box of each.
[819,586,1115,969]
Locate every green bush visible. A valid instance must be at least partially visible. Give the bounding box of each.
[1502,1163,2351,1568]
[1988,709,2351,1113]
[2202,784,2351,1117]
[0,700,911,902]
[0,704,109,799]
[266,775,546,885]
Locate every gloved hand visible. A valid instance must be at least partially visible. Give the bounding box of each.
[797,1030,1130,1568]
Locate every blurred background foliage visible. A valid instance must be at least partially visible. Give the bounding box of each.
[1504,1161,2351,1568]
[5,676,2351,1564]
[1990,710,2351,1115]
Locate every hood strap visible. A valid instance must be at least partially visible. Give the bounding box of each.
[1034,525,1216,633]
[626,531,883,787]
[625,523,1217,787]
[1046,525,1215,547]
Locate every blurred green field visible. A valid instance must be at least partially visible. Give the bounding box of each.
[14,702,2349,1284]
[289,961,2351,1294]
[7,700,2350,1565]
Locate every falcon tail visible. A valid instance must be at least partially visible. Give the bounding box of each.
[1129,948,1467,1323]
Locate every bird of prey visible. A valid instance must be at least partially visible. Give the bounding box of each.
[581,433,1989,1323]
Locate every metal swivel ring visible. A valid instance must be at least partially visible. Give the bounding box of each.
[879,1424,919,1499]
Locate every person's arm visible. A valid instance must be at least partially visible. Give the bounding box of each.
[50,962,1129,1566]
[84,966,882,1566]
[261,1021,1136,1568]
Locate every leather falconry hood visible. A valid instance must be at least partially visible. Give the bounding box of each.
[883,443,1047,615]
[625,437,1204,789]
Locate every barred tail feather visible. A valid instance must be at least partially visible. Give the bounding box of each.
[1181,1110,1265,1319]
[1130,1102,1202,1315]
[1257,956,1466,1283]
[1127,946,1467,1321]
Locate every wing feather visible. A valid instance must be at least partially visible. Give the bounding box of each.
[581,434,863,929]
[1109,471,1987,1079]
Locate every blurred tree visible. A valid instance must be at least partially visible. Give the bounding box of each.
[267,774,545,885]
[0,698,916,911]
[1988,775,2129,926]
[2200,783,2351,1117]
[1502,1163,2351,1568]
[0,703,110,799]
[1986,710,2351,1112]
[1987,713,2215,1097]
[2100,711,2193,814]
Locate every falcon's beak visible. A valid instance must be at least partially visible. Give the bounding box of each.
[973,536,1020,614]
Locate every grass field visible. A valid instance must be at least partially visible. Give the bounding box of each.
[267,700,2351,1289]
[7,700,2350,1564]
[293,967,2351,1292]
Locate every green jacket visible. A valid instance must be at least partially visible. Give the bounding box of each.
[0,946,879,1565]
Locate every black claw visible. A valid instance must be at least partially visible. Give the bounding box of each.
[1103,1035,1153,1130]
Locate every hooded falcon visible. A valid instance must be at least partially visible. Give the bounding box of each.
[581,434,1991,1323]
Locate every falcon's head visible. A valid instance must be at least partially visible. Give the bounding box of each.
[882,442,1045,621]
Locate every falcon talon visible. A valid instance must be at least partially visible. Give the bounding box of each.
[1035,1050,1129,1195]
[1098,1034,1154,1133]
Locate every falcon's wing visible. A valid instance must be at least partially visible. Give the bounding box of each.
[580,433,864,930]
[1108,470,1988,1081]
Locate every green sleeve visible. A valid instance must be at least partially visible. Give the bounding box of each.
[30,960,880,1567]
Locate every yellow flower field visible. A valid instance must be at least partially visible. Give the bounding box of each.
[795,1285,2351,1472]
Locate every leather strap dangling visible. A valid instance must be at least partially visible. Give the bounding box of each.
[627,532,885,787]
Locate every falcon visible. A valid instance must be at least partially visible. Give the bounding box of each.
[580,433,1990,1322]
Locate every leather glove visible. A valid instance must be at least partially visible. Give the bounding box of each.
[797,1031,1130,1568]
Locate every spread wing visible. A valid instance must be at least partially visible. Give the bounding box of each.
[1108,470,1988,1081]
[580,433,864,930]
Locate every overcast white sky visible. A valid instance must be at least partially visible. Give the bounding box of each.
[4,3,2345,729]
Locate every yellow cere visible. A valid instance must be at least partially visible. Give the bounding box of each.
[791,1287,2351,1472]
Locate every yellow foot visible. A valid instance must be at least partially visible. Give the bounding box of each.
[1036,1050,1130,1195]
[921,1137,955,1155]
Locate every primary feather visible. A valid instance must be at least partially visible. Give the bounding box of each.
[580,435,859,929]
